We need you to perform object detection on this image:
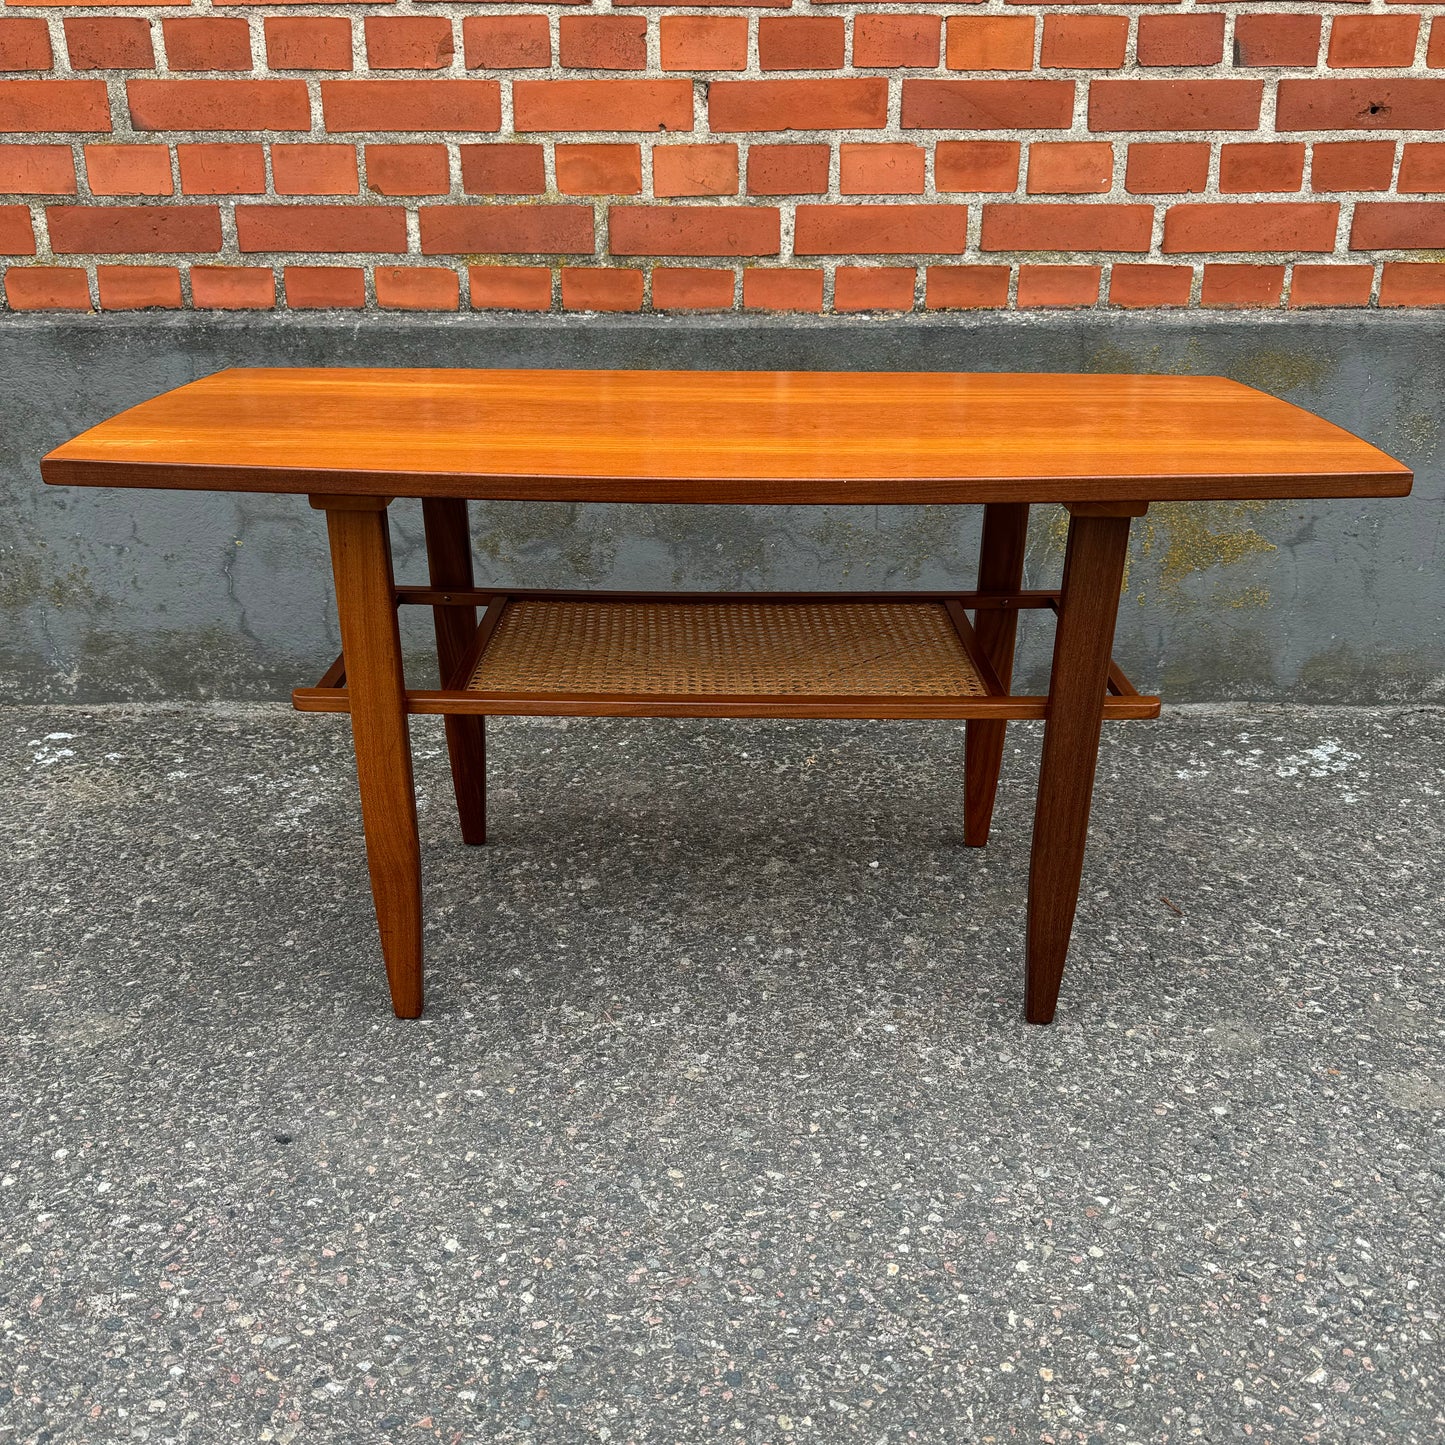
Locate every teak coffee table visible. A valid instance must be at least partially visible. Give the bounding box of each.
[42,369,1412,1023]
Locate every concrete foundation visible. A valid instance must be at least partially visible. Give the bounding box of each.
[3,311,1441,703]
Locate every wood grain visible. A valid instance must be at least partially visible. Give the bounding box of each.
[964,502,1030,848]
[323,501,424,1019]
[1025,512,1134,1025]
[42,368,1412,505]
[422,498,487,847]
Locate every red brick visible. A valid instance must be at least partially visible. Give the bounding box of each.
[468,265,552,310]
[0,81,111,134]
[925,265,1009,309]
[1328,16,1418,69]
[746,144,828,195]
[190,265,274,309]
[47,205,221,254]
[236,205,406,254]
[742,268,822,312]
[946,16,1035,72]
[4,265,89,311]
[833,265,915,312]
[163,18,252,73]
[0,205,35,254]
[711,79,889,132]
[0,19,52,71]
[617,0,786,7]
[902,80,1074,131]
[981,203,1152,252]
[1432,19,1445,70]
[1041,16,1127,71]
[375,265,460,311]
[272,144,359,196]
[795,204,968,255]
[463,16,550,69]
[936,140,1020,193]
[561,267,643,311]
[654,143,738,197]
[853,15,941,70]
[1109,263,1191,308]
[1379,262,1445,307]
[652,266,733,309]
[84,144,172,198]
[1090,80,1262,132]
[611,205,779,257]
[460,144,546,195]
[839,143,925,196]
[366,17,454,70]
[0,144,75,193]
[1289,263,1372,308]
[284,265,364,309]
[63,18,152,71]
[1351,202,1445,250]
[555,142,642,196]
[515,80,693,132]
[1026,141,1113,195]
[323,81,501,134]
[128,81,309,133]
[1164,203,1340,254]
[1136,14,1224,67]
[366,143,449,196]
[1017,264,1100,308]
[759,18,844,71]
[1124,141,1209,194]
[1397,143,1445,193]
[1276,80,1445,132]
[1219,142,1305,194]
[1312,142,1394,192]
[178,143,265,195]
[660,17,747,71]
[421,205,596,255]
[265,18,352,71]
[96,264,181,310]
[559,16,646,70]
[1201,264,1284,308]
[1232,14,1320,69]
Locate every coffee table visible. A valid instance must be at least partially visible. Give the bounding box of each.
[42,369,1412,1022]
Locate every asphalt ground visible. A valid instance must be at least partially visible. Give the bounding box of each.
[2,702,1442,1444]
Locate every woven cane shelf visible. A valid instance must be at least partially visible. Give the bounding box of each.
[292,589,1160,721]
[469,599,989,698]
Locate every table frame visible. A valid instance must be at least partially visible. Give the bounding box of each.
[303,492,1152,1025]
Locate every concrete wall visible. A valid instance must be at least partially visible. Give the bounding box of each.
[3,310,1441,704]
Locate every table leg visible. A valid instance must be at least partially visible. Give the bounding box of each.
[318,497,424,1019]
[1025,508,1133,1024]
[964,501,1030,846]
[422,498,487,845]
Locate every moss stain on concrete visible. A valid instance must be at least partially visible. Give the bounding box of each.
[1233,347,1337,396]
[1138,501,1279,610]
[1084,339,1209,377]
[1034,501,1279,611]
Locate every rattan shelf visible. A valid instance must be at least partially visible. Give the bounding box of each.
[293,589,1160,722]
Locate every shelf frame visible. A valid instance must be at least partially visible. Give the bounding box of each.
[292,588,1160,723]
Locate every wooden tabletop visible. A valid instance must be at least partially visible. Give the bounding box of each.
[41,367,1412,506]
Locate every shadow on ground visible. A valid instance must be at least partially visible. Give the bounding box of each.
[2,703,1443,1443]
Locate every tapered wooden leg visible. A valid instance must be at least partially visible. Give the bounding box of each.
[320,497,424,1019]
[1025,509,1133,1024]
[964,502,1030,847]
[422,498,487,845]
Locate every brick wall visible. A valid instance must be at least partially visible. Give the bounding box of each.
[2,1,1444,314]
